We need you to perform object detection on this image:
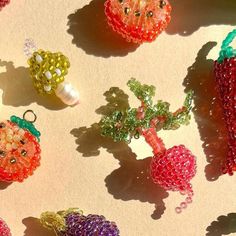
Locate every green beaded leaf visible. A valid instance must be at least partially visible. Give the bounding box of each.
[100,79,193,143]
[10,116,41,141]
[127,78,155,106]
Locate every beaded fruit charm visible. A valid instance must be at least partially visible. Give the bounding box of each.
[24,39,79,106]
[40,208,120,236]
[100,79,196,213]
[0,110,41,182]
[214,29,236,175]
[0,218,11,236]
[104,0,171,43]
[0,0,10,10]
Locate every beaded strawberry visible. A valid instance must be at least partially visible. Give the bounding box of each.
[0,218,11,236]
[0,0,10,10]
[104,0,171,43]
[0,111,41,182]
[100,79,196,213]
[40,208,120,236]
[214,29,236,176]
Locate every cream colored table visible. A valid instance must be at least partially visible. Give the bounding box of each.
[0,0,236,235]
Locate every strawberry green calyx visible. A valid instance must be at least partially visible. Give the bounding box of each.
[100,78,193,143]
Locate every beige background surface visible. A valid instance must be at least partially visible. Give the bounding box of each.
[0,0,236,235]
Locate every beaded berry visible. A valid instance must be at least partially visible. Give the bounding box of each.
[0,0,10,10]
[0,110,41,182]
[214,29,236,176]
[24,39,79,106]
[0,218,11,236]
[100,79,196,213]
[40,208,120,236]
[104,0,171,43]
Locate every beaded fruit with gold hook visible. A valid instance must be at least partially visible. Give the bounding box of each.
[0,110,41,182]
[0,218,11,236]
[24,39,80,106]
[100,79,196,213]
[104,0,171,43]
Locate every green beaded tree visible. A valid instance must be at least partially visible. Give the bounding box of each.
[100,78,193,145]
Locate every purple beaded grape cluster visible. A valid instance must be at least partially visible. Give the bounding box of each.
[64,212,120,236]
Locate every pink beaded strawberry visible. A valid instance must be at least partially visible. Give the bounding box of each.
[0,111,41,182]
[0,218,11,236]
[104,0,171,43]
[214,29,236,176]
[0,0,10,10]
[100,79,196,213]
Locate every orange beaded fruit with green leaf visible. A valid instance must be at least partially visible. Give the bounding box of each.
[0,112,41,182]
[104,0,171,43]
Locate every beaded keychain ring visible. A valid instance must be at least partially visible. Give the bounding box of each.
[0,217,11,236]
[214,29,236,175]
[100,79,197,213]
[104,0,171,43]
[0,0,10,10]
[0,110,41,182]
[40,208,120,235]
[24,39,80,106]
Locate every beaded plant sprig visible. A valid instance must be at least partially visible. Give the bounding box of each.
[0,110,41,182]
[24,39,80,106]
[100,79,196,213]
[214,29,236,175]
[0,0,10,10]
[40,208,120,236]
[0,218,11,236]
[104,0,171,43]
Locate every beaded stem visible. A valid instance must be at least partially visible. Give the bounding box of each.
[218,29,236,63]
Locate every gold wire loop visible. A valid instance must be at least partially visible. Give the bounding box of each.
[23,110,37,123]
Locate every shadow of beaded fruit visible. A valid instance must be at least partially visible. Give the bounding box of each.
[206,213,236,236]
[183,42,228,181]
[67,0,139,58]
[167,0,236,36]
[70,87,168,219]
[0,60,67,110]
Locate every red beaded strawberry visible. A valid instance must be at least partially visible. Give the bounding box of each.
[0,0,10,10]
[0,218,11,236]
[0,111,41,182]
[214,29,236,176]
[104,0,171,43]
[100,79,196,213]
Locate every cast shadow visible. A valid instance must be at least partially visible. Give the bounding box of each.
[71,87,168,219]
[183,42,228,181]
[206,213,236,236]
[0,60,67,110]
[22,217,55,236]
[167,0,236,36]
[0,182,12,190]
[67,0,139,58]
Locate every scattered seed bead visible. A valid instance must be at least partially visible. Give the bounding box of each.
[104,0,172,43]
[175,207,182,214]
[0,0,10,10]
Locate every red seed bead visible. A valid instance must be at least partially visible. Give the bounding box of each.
[0,0,10,10]
[104,0,171,44]
[0,218,11,236]
[214,57,236,175]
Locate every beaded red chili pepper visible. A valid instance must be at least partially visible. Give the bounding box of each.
[0,0,10,10]
[214,29,236,176]
[0,110,41,182]
[104,0,171,43]
[100,79,196,213]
